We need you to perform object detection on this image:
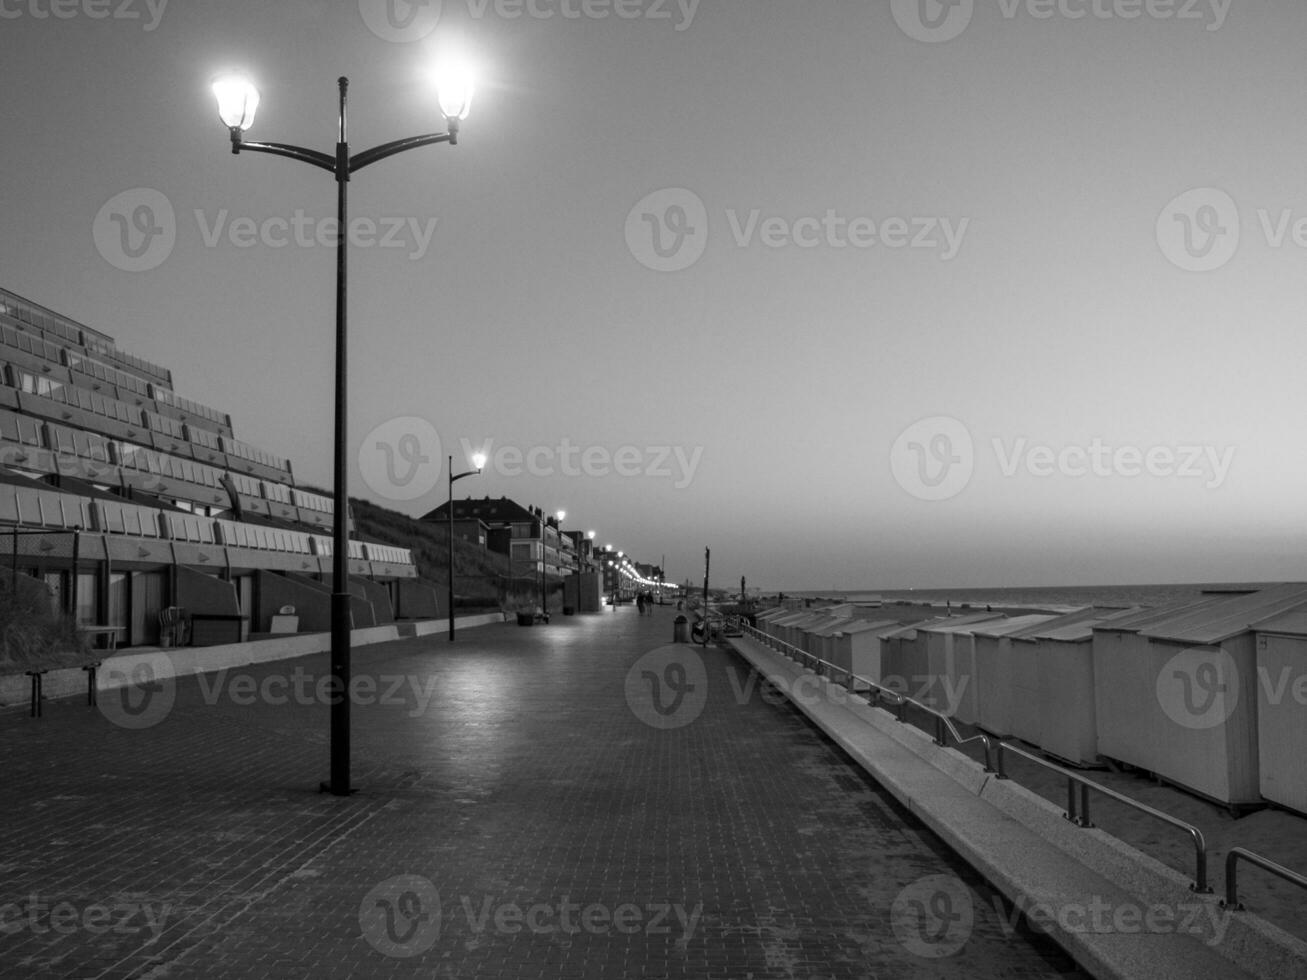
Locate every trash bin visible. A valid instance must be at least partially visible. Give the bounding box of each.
[563,606,575,616]
[673,615,690,643]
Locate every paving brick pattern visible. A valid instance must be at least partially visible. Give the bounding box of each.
[2,608,1087,978]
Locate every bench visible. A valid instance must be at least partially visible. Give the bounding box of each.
[23,625,122,717]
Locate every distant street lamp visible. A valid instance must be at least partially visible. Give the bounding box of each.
[213,64,474,797]
[447,452,486,640]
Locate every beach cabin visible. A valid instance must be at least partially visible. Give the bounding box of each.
[1250,610,1307,815]
[880,613,1001,712]
[1092,585,1307,808]
[988,609,1126,747]
[787,605,854,650]
[917,615,1011,720]
[1015,608,1140,765]
[797,610,856,658]
[819,619,900,683]
[959,615,1058,731]
[761,609,812,648]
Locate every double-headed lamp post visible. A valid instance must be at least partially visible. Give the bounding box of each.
[213,66,473,798]
[447,452,486,641]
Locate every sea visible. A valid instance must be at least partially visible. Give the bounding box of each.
[789,582,1305,613]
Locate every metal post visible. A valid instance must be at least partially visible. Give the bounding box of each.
[701,547,710,647]
[447,456,455,640]
[69,527,80,620]
[326,76,353,797]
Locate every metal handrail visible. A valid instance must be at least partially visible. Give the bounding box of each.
[738,624,1211,894]
[1221,847,1307,911]
[741,625,998,772]
[994,740,1209,893]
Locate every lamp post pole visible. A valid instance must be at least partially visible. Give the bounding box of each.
[447,453,484,641]
[215,70,472,797]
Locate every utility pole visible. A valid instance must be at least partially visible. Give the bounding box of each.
[702,547,710,647]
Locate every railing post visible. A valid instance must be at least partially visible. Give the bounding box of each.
[1079,783,1094,828]
[1223,851,1242,909]
[1066,778,1078,824]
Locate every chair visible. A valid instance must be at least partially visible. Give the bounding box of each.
[159,606,189,647]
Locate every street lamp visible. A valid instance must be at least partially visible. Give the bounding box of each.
[214,66,473,797]
[447,452,486,641]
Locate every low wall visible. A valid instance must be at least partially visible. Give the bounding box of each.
[0,613,508,707]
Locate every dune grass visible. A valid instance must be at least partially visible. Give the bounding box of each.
[0,574,90,673]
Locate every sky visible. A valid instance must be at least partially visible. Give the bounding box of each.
[3,0,1307,592]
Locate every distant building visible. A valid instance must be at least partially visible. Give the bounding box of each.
[423,496,574,582]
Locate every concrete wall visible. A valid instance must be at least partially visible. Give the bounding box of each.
[396,579,442,620]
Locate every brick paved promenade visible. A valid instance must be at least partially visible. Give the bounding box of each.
[2,607,1087,979]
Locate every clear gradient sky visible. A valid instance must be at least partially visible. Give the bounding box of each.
[2,0,1304,591]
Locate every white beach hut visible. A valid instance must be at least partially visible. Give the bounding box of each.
[959,615,1059,730]
[763,610,814,647]
[1092,585,1307,808]
[918,615,1013,720]
[1249,610,1307,815]
[972,610,1097,739]
[777,607,851,651]
[797,610,856,657]
[819,619,901,682]
[892,613,1004,716]
[1017,608,1141,765]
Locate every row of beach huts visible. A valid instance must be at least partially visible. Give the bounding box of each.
[752,583,1307,815]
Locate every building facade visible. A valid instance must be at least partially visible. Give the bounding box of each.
[0,286,426,648]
